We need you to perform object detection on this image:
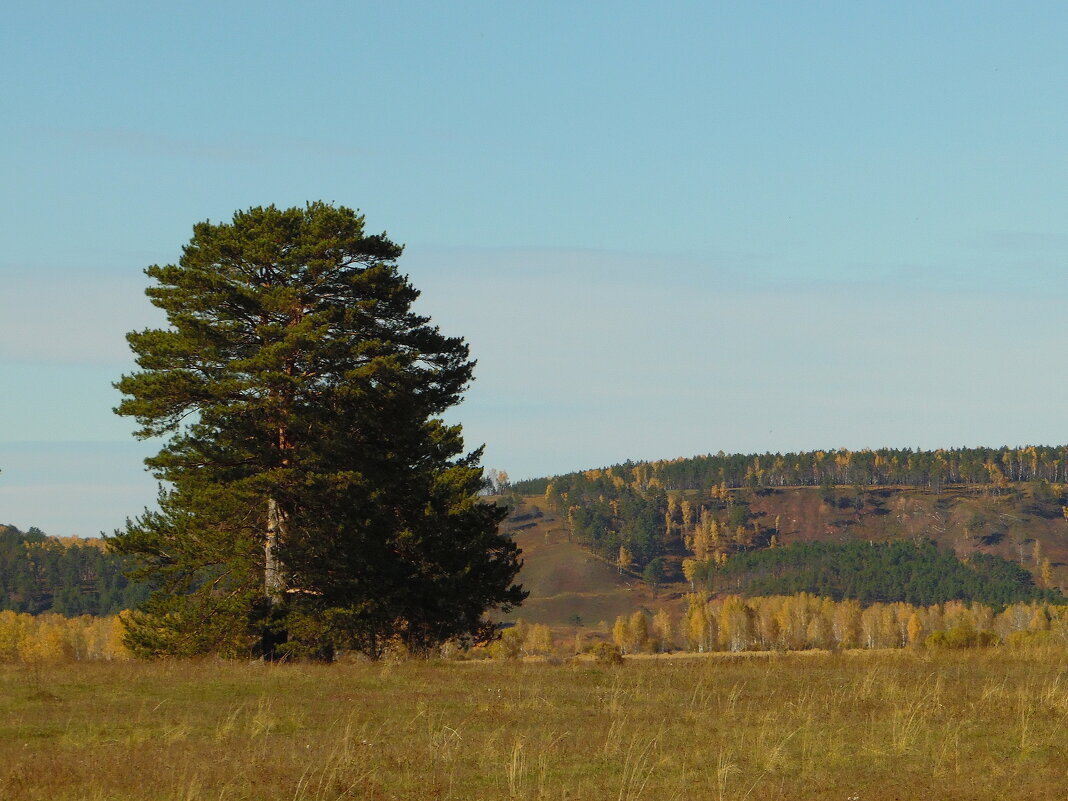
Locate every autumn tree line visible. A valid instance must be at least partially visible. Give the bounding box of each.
[0,611,130,663]
[514,445,1068,496]
[3,596,1064,663]
[633,594,1066,654]
[495,596,1068,660]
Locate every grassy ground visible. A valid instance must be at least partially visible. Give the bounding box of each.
[3,648,1068,800]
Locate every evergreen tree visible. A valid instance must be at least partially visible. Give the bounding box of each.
[111,203,525,659]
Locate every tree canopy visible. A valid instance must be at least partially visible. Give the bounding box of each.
[111,202,525,659]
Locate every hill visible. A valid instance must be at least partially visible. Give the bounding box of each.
[498,485,1066,629]
[500,446,1068,626]
[512,448,1068,575]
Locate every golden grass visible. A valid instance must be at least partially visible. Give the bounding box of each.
[2,648,1068,800]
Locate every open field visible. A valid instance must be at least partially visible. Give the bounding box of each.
[3,648,1068,800]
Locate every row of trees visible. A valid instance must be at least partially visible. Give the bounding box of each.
[0,611,129,663]
[515,445,1068,495]
[487,595,1067,660]
[0,526,148,616]
[5,595,1061,664]
[614,595,1066,654]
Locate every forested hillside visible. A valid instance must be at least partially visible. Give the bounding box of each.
[510,445,1068,601]
[0,524,148,615]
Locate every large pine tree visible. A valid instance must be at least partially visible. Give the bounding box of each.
[112,203,525,659]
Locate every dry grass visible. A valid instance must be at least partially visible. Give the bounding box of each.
[2,648,1068,800]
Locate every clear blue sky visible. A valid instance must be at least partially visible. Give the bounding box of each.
[3,2,1067,535]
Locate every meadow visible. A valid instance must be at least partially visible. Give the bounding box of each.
[2,647,1067,800]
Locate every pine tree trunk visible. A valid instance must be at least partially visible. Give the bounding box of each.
[262,497,287,659]
[265,497,285,603]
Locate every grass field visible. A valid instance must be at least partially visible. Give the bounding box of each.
[3,647,1068,800]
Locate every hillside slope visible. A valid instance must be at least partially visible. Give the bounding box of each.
[741,484,1068,585]
[496,499,668,628]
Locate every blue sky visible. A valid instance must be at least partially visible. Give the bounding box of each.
[2,2,1067,535]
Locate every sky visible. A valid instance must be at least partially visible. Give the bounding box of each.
[2,2,1068,536]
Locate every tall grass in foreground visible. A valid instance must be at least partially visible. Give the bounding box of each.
[2,648,1068,800]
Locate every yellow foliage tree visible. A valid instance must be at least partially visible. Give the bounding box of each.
[906,611,924,647]
[806,610,832,650]
[719,595,753,652]
[629,611,649,654]
[754,597,781,649]
[0,610,25,661]
[17,614,73,664]
[525,623,554,656]
[684,592,714,652]
[692,511,711,561]
[652,609,673,652]
[681,558,699,591]
[612,615,631,654]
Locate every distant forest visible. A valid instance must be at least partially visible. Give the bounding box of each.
[512,444,1068,495]
[0,525,148,616]
[709,540,1059,609]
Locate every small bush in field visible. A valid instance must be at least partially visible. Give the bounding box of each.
[592,642,623,665]
[925,626,999,649]
[492,628,523,660]
[1005,629,1051,648]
